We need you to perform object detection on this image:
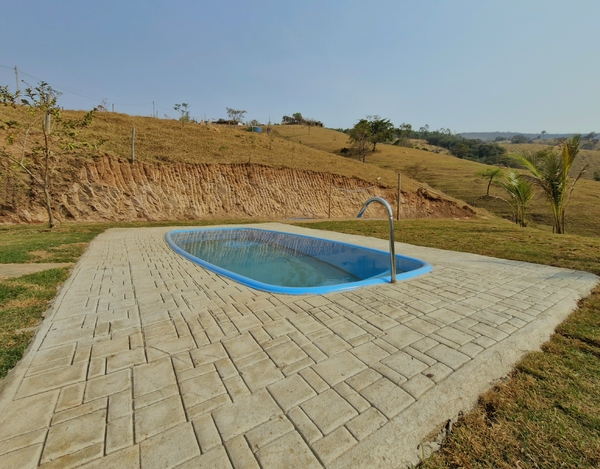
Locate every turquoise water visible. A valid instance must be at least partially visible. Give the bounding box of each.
[184,239,360,287]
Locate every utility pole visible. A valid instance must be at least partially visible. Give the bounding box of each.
[14,66,20,105]
[152,101,155,118]
[112,103,114,112]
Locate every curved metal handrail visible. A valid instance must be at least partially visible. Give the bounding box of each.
[357,197,396,283]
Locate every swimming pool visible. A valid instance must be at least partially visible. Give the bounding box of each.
[166,227,432,294]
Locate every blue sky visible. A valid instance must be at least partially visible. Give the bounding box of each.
[1,0,598,133]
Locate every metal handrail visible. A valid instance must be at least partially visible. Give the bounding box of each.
[357,197,397,283]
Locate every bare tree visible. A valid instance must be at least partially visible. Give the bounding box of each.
[226,108,246,125]
[1,82,97,228]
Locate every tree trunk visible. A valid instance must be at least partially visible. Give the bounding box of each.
[43,184,55,228]
[42,121,55,229]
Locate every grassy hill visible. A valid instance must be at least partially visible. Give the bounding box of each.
[275,125,600,237]
[2,104,598,235]
[0,106,425,194]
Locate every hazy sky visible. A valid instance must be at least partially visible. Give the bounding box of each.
[1,0,598,133]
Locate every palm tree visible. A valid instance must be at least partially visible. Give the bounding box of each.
[510,135,587,234]
[499,171,535,227]
[476,167,504,196]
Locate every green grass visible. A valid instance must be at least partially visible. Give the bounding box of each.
[0,268,70,377]
[0,219,261,264]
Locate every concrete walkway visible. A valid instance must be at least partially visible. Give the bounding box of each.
[0,223,597,468]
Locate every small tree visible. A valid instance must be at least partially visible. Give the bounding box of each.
[305,118,317,134]
[226,108,246,125]
[366,115,394,151]
[348,119,372,163]
[404,162,428,180]
[395,123,412,146]
[511,134,529,144]
[476,167,504,196]
[499,171,535,227]
[292,112,304,124]
[173,103,191,123]
[1,82,96,228]
[510,135,587,234]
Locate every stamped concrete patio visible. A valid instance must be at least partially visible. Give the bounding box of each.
[0,223,597,468]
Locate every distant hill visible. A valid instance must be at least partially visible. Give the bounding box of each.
[458,131,578,141]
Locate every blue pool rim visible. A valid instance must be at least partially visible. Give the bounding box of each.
[166,227,432,295]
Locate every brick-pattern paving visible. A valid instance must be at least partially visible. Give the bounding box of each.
[0,224,597,468]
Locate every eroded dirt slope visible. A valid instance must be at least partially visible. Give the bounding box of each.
[0,157,474,223]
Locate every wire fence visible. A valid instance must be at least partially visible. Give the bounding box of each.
[0,63,167,117]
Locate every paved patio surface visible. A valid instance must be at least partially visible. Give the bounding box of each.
[0,223,597,468]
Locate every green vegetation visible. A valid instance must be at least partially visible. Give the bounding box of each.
[348,118,373,163]
[0,224,104,263]
[476,167,504,196]
[416,128,508,165]
[173,103,191,123]
[499,171,535,227]
[0,268,70,377]
[510,135,587,234]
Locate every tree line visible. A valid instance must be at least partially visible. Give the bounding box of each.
[343,117,508,165]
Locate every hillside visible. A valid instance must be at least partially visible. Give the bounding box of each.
[0,108,473,224]
[274,125,600,237]
[458,131,578,141]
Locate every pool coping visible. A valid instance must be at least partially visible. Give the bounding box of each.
[165,227,432,295]
[0,222,597,468]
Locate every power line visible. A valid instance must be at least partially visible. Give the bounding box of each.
[1,63,172,114]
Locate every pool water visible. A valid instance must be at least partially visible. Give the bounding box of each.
[166,228,431,295]
[184,239,360,287]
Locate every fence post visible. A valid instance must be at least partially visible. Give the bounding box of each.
[328,182,333,218]
[397,173,401,220]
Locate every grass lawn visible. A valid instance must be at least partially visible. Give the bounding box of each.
[1,217,599,467]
